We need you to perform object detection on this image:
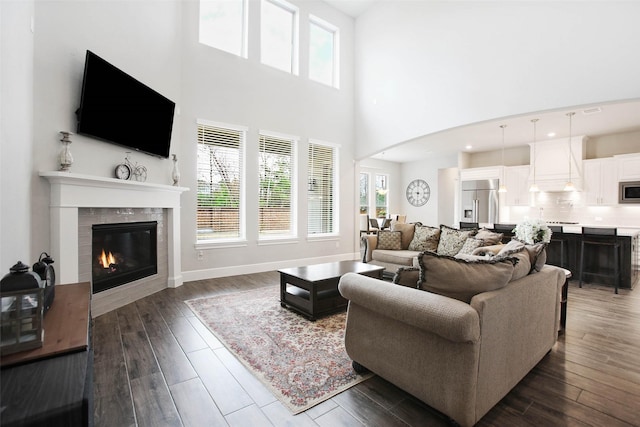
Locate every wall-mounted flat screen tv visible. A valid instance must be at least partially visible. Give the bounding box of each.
[76,50,175,158]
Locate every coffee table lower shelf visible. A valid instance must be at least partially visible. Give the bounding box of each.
[279,261,385,320]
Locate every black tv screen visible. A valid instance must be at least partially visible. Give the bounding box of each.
[76,50,175,158]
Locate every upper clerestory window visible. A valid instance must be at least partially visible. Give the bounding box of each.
[199,0,248,58]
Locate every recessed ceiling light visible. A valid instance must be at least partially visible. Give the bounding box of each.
[465,145,472,150]
[547,132,556,138]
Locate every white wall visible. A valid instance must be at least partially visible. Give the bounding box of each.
[355,1,640,159]
[1,0,34,271]
[14,0,355,282]
[400,153,458,226]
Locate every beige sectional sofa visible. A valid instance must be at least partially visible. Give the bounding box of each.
[361,222,504,278]
[339,243,564,427]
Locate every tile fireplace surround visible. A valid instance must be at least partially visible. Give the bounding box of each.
[40,172,188,317]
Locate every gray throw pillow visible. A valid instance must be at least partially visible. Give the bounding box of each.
[418,251,516,303]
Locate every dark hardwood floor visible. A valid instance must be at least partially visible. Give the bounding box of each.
[93,272,640,426]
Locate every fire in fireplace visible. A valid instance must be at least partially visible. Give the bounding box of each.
[92,221,158,293]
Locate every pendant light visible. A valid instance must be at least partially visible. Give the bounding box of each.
[498,124,507,193]
[529,119,540,192]
[564,112,576,192]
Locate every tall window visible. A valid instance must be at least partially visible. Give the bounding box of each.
[309,15,339,88]
[199,0,248,57]
[196,121,245,242]
[375,174,388,218]
[259,132,297,238]
[359,173,369,214]
[261,0,298,74]
[308,141,339,235]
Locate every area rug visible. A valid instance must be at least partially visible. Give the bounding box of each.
[185,287,373,414]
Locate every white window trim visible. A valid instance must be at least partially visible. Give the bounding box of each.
[307,138,340,238]
[196,118,248,244]
[309,14,340,89]
[258,129,299,240]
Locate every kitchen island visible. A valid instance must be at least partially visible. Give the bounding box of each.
[489,224,639,290]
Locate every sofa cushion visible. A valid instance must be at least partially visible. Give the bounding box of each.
[377,230,402,250]
[391,222,416,250]
[418,251,516,303]
[499,239,547,273]
[408,225,441,252]
[498,250,531,281]
[372,249,421,266]
[476,228,504,245]
[436,225,477,256]
[457,238,486,255]
[524,242,547,272]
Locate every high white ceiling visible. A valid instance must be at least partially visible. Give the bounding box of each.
[321,1,640,164]
[370,100,640,163]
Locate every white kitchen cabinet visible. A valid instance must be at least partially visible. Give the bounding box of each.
[504,165,531,206]
[616,153,640,181]
[583,158,617,205]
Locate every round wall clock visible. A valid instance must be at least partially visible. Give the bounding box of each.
[406,179,430,206]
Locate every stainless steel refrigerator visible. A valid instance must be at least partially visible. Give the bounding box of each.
[460,179,499,224]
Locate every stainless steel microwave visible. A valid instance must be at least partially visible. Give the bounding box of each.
[619,181,640,203]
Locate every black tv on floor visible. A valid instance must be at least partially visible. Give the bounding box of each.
[76,50,175,159]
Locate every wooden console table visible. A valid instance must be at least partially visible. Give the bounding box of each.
[1,282,93,426]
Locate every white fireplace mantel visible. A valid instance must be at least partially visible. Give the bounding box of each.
[40,171,189,288]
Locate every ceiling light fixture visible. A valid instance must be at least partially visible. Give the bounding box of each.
[564,112,576,192]
[498,124,507,193]
[529,119,540,193]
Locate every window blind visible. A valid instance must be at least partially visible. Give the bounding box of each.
[259,132,296,237]
[308,141,337,235]
[197,122,244,241]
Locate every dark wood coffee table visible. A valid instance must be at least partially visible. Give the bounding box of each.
[278,260,385,320]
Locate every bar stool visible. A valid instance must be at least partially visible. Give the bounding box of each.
[493,223,516,243]
[578,227,620,294]
[459,222,479,230]
[549,225,567,268]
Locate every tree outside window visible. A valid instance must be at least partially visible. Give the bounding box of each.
[375,174,388,218]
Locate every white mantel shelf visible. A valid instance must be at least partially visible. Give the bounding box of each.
[40,171,189,289]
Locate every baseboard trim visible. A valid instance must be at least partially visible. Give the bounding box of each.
[182,252,360,283]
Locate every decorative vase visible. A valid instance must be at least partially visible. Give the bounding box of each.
[171,154,180,186]
[59,131,74,171]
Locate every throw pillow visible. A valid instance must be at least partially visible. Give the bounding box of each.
[497,239,525,256]
[457,237,486,255]
[476,228,504,245]
[417,251,516,303]
[408,225,441,252]
[499,239,546,273]
[504,250,532,281]
[391,222,416,250]
[524,242,547,272]
[436,225,477,256]
[377,230,402,250]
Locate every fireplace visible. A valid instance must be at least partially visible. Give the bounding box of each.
[92,221,158,293]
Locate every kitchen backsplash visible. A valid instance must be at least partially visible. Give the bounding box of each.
[501,192,640,227]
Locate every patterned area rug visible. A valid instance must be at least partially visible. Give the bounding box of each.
[185,286,372,414]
